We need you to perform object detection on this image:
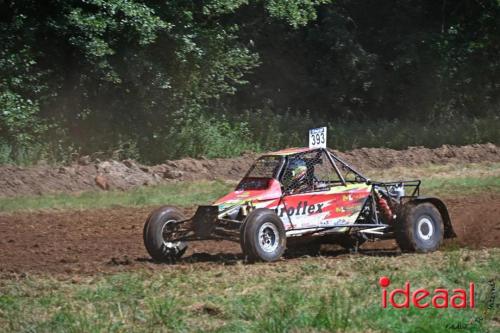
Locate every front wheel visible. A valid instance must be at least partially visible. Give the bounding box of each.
[395,202,444,253]
[143,206,188,262]
[241,209,286,262]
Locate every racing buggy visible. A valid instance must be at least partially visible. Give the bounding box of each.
[143,147,456,262]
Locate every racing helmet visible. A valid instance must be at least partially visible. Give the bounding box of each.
[284,159,308,187]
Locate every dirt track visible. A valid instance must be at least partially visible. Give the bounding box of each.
[0,194,498,276]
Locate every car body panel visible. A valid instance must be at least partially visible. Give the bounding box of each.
[214,178,282,210]
[264,183,371,231]
[214,176,371,233]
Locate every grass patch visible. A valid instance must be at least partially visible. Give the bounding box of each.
[365,162,500,181]
[0,180,233,213]
[422,176,500,196]
[0,248,498,332]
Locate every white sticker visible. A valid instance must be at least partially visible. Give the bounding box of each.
[309,127,327,148]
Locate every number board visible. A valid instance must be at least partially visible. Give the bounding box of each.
[309,127,327,149]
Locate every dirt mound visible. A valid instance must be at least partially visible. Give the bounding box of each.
[0,194,498,275]
[0,143,498,197]
[0,159,163,197]
[334,143,500,170]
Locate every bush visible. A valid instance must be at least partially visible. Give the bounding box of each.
[1,109,498,165]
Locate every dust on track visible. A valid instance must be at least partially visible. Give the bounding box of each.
[0,195,498,276]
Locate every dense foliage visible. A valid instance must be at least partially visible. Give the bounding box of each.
[0,0,499,164]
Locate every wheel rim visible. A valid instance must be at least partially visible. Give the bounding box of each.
[161,219,177,244]
[416,216,434,241]
[258,222,279,253]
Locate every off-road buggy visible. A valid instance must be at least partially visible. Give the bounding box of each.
[143,147,456,262]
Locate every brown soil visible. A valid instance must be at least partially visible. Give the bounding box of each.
[0,143,498,197]
[0,194,498,276]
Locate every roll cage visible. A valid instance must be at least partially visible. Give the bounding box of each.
[252,148,420,196]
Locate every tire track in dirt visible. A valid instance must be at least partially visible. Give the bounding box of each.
[0,194,498,275]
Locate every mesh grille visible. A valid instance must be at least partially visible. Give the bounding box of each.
[246,156,282,178]
[281,150,341,193]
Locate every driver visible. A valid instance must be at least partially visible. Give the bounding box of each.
[283,158,310,193]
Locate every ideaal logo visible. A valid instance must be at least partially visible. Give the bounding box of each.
[379,276,475,309]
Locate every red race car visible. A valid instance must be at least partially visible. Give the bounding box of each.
[143,146,456,262]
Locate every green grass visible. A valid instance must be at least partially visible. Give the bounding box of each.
[0,180,233,213]
[422,176,500,196]
[0,248,498,332]
[0,173,499,213]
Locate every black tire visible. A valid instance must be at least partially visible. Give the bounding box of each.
[395,202,444,253]
[241,208,286,262]
[143,206,187,261]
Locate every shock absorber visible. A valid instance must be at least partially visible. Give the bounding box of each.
[375,191,393,222]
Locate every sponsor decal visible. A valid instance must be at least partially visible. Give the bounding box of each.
[320,219,349,226]
[342,194,353,201]
[275,201,324,217]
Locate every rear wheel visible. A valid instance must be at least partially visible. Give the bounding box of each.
[241,209,286,262]
[143,206,188,262]
[396,202,444,253]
